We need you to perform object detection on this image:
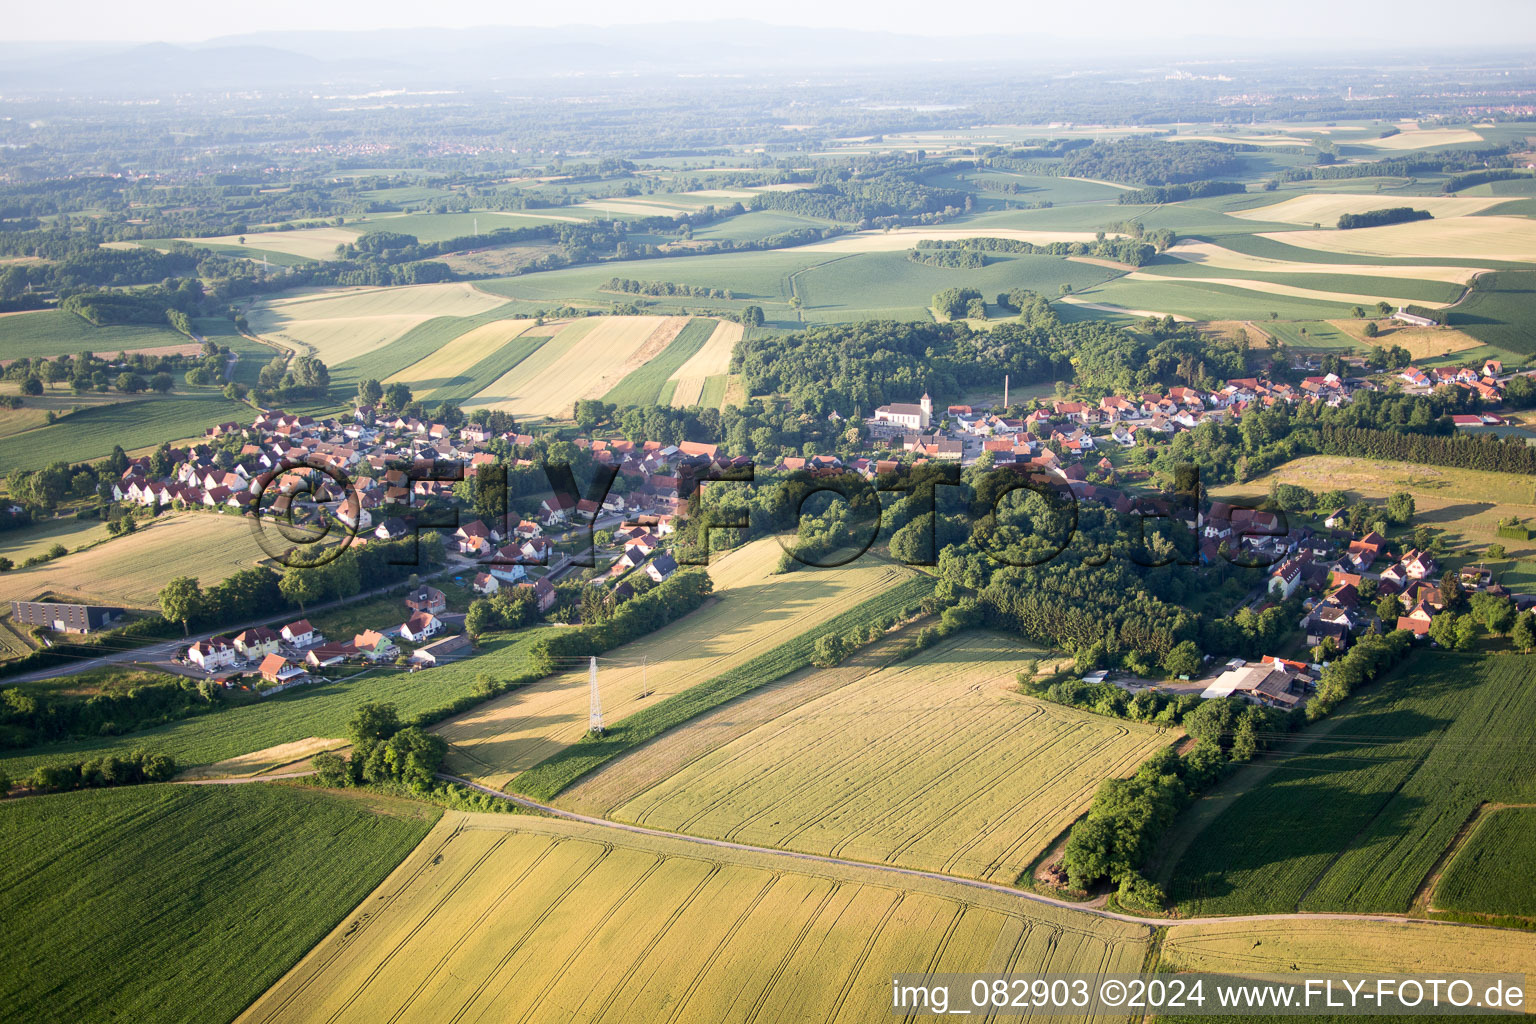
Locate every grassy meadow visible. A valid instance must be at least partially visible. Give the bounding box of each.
[0,784,437,1024]
[237,812,1150,1024]
[563,631,1169,883]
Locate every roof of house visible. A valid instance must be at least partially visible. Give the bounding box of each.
[282,619,315,635]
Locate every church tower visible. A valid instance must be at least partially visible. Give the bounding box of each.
[919,392,933,429]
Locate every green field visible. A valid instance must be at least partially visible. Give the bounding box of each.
[0,309,194,361]
[0,391,255,471]
[602,316,716,405]
[1450,270,1536,355]
[1168,651,1536,915]
[0,628,551,781]
[1434,806,1536,919]
[350,209,598,241]
[691,209,843,242]
[0,783,437,1024]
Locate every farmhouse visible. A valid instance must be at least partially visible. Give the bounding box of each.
[10,601,124,635]
[1200,658,1313,709]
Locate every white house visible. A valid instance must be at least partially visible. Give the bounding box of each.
[399,612,443,643]
[280,619,317,647]
[188,637,237,671]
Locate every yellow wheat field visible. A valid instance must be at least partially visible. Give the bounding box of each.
[1123,271,1452,310]
[236,813,1150,1024]
[794,227,1116,253]
[1260,216,1536,262]
[1327,319,1486,359]
[464,315,673,418]
[383,317,537,390]
[191,227,362,261]
[435,539,917,789]
[1360,127,1487,150]
[1164,241,1487,285]
[563,632,1170,883]
[0,513,277,609]
[1231,193,1505,226]
[1163,919,1536,978]
[246,283,505,364]
[668,318,742,408]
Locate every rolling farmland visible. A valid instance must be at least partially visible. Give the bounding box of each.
[246,283,505,365]
[1259,216,1536,262]
[601,316,718,406]
[382,317,536,390]
[0,309,194,361]
[1432,807,1536,918]
[1452,270,1536,354]
[564,631,1170,883]
[0,784,437,1024]
[236,812,1150,1024]
[435,538,921,790]
[1168,651,1536,915]
[1161,240,1488,284]
[1229,192,1507,226]
[0,512,277,608]
[463,314,686,418]
[188,227,362,262]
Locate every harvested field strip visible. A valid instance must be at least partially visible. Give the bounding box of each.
[464,319,593,412]
[1163,241,1488,284]
[435,537,923,793]
[465,315,672,418]
[1123,270,1456,309]
[236,813,1150,1024]
[249,284,505,367]
[382,317,535,389]
[4,784,436,1024]
[0,512,276,609]
[567,631,1168,883]
[510,574,936,802]
[667,319,741,408]
[189,227,361,261]
[1162,918,1536,980]
[335,302,524,384]
[1230,193,1506,225]
[1260,216,1536,262]
[669,377,706,407]
[422,334,549,406]
[603,317,715,406]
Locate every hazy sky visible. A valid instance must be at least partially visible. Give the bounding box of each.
[8,0,1536,46]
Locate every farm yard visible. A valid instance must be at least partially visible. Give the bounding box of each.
[235,812,1150,1024]
[0,784,437,1024]
[1167,651,1536,916]
[435,538,922,791]
[562,631,1170,883]
[0,512,277,608]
